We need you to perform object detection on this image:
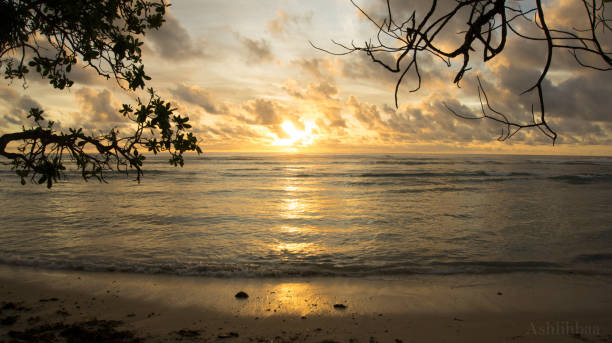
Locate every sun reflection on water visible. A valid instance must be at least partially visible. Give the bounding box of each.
[275,242,314,254]
[264,282,329,316]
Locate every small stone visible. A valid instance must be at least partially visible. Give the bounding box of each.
[333,303,347,310]
[235,291,249,299]
[497,292,503,295]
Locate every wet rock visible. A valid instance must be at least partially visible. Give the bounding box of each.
[176,329,200,337]
[333,304,347,310]
[234,291,249,299]
[497,291,503,295]
[39,297,59,302]
[218,331,239,339]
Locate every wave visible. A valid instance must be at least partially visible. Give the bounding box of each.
[549,174,612,184]
[366,160,453,166]
[0,257,606,278]
[388,186,479,194]
[573,253,612,263]
[359,171,533,178]
[527,158,612,166]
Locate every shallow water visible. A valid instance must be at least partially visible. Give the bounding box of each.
[1,153,611,277]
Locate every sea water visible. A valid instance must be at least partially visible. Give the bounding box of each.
[1,153,611,277]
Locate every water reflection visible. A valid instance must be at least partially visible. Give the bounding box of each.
[282,198,305,219]
[265,282,324,316]
[275,242,315,255]
[280,226,300,233]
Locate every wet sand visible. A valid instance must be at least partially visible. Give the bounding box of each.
[1,265,611,342]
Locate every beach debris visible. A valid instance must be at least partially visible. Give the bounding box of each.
[301,316,307,319]
[126,313,136,318]
[27,316,41,324]
[39,297,59,302]
[217,331,239,339]
[497,291,503,295]
[333,303,347,310]
[1,315,19,325]
[2,302,17,310]
[234,291,249,299]
[8,319,139,342]
[453,317,464,322]
[176,329,200,337]
[56,309,70,316]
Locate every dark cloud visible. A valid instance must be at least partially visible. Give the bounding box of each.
[148,11,204,60]
[545,71,612,123]
[0,87,43,129]
[170,84,228,114]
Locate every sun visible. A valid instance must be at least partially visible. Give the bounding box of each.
[274,121,317,148]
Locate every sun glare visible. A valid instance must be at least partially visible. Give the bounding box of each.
[274,121,317,148]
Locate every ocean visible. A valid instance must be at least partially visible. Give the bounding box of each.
[1,153,611,277]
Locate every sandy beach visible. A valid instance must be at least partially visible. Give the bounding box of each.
[1,265,611,342]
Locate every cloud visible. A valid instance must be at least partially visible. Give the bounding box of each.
[170,83,228,114]
[291,57,335,80]
[544,71,612,123]
[347,95,386,131]
[346,94,505,144]
[237,98,309,140]
[0,87,43,130]
[266,10,312,38]
[239,36,275,64]
[73,88,124,129]
[241,98,284,126]
[282,77,346,130]
[147,11,204,60]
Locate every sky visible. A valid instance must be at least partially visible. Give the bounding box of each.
[1,0,611,155]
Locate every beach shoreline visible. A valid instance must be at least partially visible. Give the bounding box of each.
[1,265,611,342]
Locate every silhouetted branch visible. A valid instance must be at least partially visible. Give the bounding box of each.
[313,0,612,143]
[1,0,202,187]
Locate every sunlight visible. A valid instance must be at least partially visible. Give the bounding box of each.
[274,121,317,148]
